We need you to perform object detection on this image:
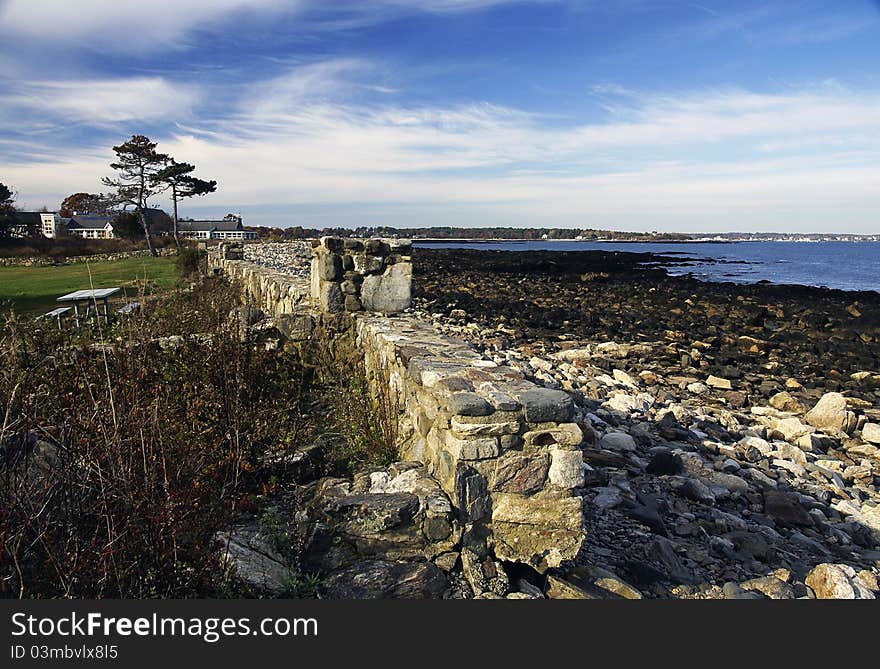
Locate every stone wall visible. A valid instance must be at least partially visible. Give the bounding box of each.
[209,241,586,571]
[355,315,585,571]
[0,247,177,267]
[310,237,412,314]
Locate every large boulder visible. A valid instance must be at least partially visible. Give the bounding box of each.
[805,563,876,599]
[491,492,584,571]
[805,392,857,434]
[322,559,448,598]
[361,263,412,313]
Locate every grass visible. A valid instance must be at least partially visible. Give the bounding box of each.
[0,256,178,316]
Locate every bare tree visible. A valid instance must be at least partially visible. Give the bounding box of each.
[102,135,169,256]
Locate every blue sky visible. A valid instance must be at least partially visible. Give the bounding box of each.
[1,0,879,232]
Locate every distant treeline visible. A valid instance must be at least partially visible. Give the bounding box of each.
[246,225,693,241]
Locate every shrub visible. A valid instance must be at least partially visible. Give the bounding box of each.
[176,245,203,278]
[0,282,316,598]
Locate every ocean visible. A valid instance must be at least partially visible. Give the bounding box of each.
[414,240,880,294]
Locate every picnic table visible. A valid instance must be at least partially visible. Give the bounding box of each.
[42,306,72,330]
[57,288,121,327]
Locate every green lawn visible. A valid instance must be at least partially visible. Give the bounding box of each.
[0,256,178,316]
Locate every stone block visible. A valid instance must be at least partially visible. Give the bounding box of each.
[548,447,585,489]
[447,392,493,416]
[451,417,519,437]
[361,263,412,313]
[491,492,584,571]
[276,313,313,341]
[518,388,574,423]
[493,453,549,494]
[344,295,363,312]
[523,423,584,449]
[456,466,490,523]
[446,432,499,460]
[319,280,344,314]
[354,255,384,274]
[314,251,342,280]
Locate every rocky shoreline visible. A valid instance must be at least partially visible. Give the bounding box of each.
[226,242,880,598]
[408,247,880,598]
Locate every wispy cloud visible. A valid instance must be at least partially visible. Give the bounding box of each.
[1,77,202,125]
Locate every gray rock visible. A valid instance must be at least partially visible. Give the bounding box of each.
[322,559,449,598]
[361,263,412,313]
[518,388,574,423]
[599,431,637,452]
[318,280,343,313]
[314,252,342,280]
[447,392,493,417]
[548,448,585,489]
[216,527,291,595]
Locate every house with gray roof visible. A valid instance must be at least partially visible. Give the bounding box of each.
[178,216,256,240]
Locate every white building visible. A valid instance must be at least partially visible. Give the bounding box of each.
[67,215,115,239]
[178,216,256,240]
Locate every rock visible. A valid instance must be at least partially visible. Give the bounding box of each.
[318,280,344,313]
[805,392,857,434]
[548,447,585,489]
[545,575,602,599]
[861,423,880,445]
[646,450,684,475]
[646,537,692,583]
[361,263,412,313]
[706,375,732,390]
[594,574,643,599]
[216,526,292,595]
[769,391,807,414]
[805,563,876,599]
[771,417,813,442]
[447,392,493,417]
[676,477,716,504]
[493,454,550,494]
[739,575,795,600]
[322,559,449,598]
[593,486,623,511]
[599,431,637,452]
[314,251,342,280]
[738,435,773,457]
[517,388,574,423]
[763,490,814,527]
[491,492,584,570]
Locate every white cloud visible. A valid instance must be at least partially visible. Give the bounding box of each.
[2,77,201,124]
[0,0,298,49]
[0,0,554,50]
[5,68,880,232]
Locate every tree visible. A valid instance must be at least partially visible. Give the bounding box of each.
[102,135,169,257]
[59,192,113,218]
[151,161,217,247]
[110,211,142,240]
[0,183,15,238]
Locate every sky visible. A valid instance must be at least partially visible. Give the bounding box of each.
[1,0,879,233]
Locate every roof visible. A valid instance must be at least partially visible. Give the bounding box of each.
[179,219,243,232]
[13,212,44,226]
[68,215,113,230]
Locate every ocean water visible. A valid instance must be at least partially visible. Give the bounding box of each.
[414,240,880,294]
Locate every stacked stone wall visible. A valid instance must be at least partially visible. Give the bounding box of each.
[208,241,586,570]
[310,237,412,314]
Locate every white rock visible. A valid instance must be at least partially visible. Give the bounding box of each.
[861,422,880,445]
